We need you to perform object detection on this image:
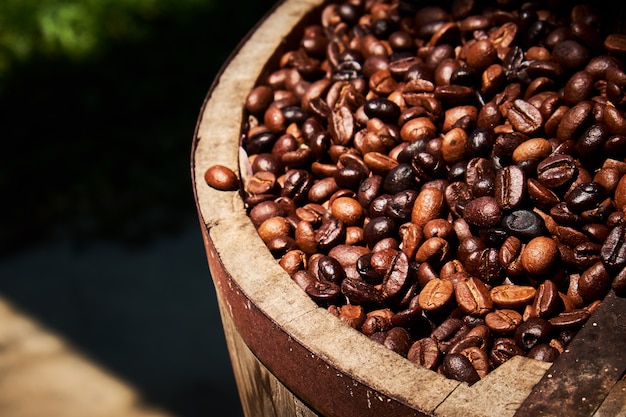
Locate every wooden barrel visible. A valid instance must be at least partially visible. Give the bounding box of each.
[191,1,626,416]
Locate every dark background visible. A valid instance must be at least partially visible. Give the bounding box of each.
[0,0,278,416]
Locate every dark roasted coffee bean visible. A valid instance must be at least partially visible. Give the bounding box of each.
[549,309,591,330]
[316,217,346,251]
[306,280,341,305]
[532,280,563,319]
[501,209,546,241]
[384,163,418,194]
[363,97,401,123]
[465,157,496,197]
[463,196,501,227]
[341,277,385,308]
[382,251,411,299]
[578,261,611,302]
[537,154,577,188]
[514,317,553,351]
[441,353,480,384]
[363,216,396,246]
[565,181,606,213]
[318,255,347,284]
[527,344,560,362]
[282,169,314,204]
[601,225,626,271]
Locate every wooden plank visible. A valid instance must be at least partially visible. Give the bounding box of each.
[514,291,626,417]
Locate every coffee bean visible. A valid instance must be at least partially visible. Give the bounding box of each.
[527,344,560,362]
[441,353,480,384]
[205,165,239,191]
[407,337,440,370]
[456,277,494,316]
[463,196,501,227]
[521,236,558,275]
[501,209,546,241]
[515,317,553,351]
[495,165,526,210]
[485,309,523,335]
[418,278,454,311]
[491,285,537,309]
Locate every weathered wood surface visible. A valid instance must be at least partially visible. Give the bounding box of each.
[192,0,626,416]
[515,291,626,417]
[0,296,172,417]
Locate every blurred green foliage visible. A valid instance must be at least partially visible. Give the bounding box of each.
[0,0,208,80]
[0,0,276,255]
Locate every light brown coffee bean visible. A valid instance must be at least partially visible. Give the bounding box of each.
[485,309,523,334]
[521,236,559,275]
[491,285,537,309]
[418,278,454,311]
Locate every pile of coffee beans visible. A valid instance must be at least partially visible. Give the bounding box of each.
[207,0,626,384]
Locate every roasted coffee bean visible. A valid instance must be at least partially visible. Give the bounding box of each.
[363,216,396,246]
[418,278,454,311]
[463,196,502,228]
[578,261,612,302]
[521,236,559,275]
[362,309,394,336]
[411,187,446,227]
[341,277,385,308]
[499,236,525,276]
[441,353,481,384]
[600,224,626,271]
[565,181,607,213]
[455,277,493,316]
[507,99,543,135]
[548,309,591,330]
[407,337,440,370]
[465,157,496,197]
[384,163,418,194]
[537,154,577,188]
[382,251,411,299]
[501,209,546,241]
[532,280,564,319]
[491,285,537,309]
[317,255,347,284]
[306,280,342,305]
[495,165,526,210]
[282,169,314,204]
[490,337,525,367]
[515,317,553,351]
[316,217,346,251]
[336,304,366,329]
[205,165,239,191]
[527,344,560,362]
[364,97,401,123]
[527,178,561,209]
[485,309,523,335]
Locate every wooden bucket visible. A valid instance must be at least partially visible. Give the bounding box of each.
[191,1,626,416]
